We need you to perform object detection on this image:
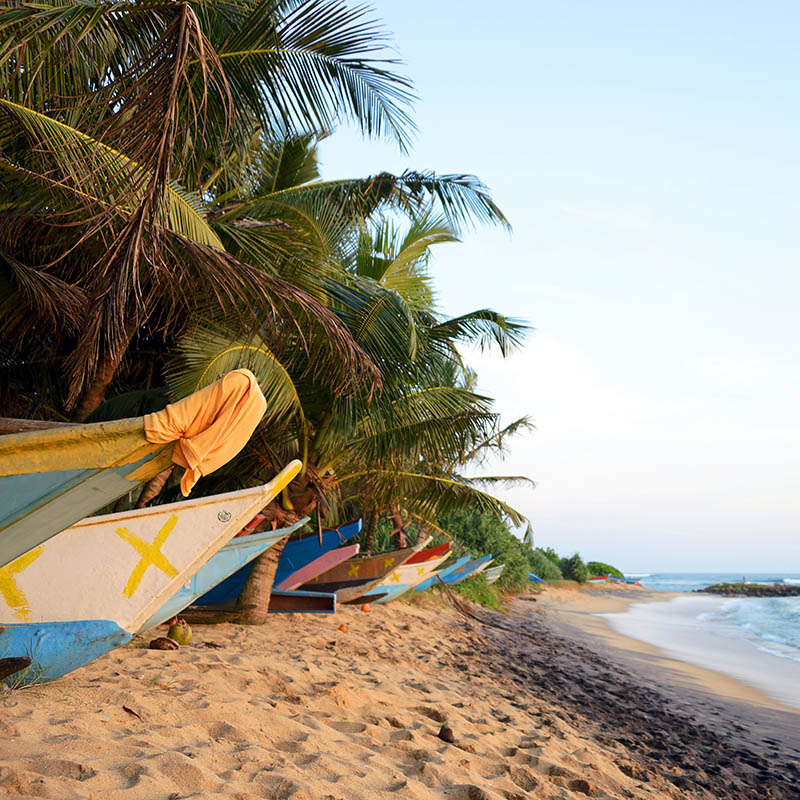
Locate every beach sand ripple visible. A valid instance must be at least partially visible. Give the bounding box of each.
[0,594,797,799]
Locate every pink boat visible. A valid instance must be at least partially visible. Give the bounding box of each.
[275,544,361,591]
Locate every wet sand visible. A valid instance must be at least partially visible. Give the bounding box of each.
[0,588,798,799]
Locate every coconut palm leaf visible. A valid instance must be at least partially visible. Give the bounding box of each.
[192,0,416,150]
[428,310,529,357]
[168,324,304,424]
[332,468,526,526]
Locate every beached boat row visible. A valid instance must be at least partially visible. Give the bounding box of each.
[0,370,506,687]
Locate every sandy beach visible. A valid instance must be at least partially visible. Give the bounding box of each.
[1,587,799,799]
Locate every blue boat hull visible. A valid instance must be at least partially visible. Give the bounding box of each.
[414,556,471,592]
[528,572,546,584]
[140,520,308,631]
[197,519,362,606]
[0,620,130,686]
[0,450,171,569]
[447,555,494,586]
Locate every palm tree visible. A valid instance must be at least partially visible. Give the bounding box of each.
[0,0,419,418]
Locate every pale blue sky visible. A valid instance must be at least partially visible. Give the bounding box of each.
[320,1,800,571]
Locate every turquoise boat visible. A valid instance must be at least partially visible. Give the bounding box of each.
[0,418,177,568]
[528,572,546,584]
[447,554,494,586]
[484,564,505,584]
[414,555,471,592]
[0,370,266,569]
[140,517,309,631]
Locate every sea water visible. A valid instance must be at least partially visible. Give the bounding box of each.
[601,573,800,709]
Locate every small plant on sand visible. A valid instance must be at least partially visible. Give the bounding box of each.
[452,574,505,611]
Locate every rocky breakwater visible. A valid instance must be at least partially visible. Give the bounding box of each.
[697,582,800,597]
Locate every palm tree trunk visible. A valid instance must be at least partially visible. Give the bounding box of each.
[389,504,406,547]
[135,467,174,508]
[362,507,379,553]
[237,534,289,625]
[70,346,128,422]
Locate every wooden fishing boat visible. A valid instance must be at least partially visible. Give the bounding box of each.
[528,572,546,584]
[414,555,471,592]
[484,564,505,584]
[275,543,360,591]
[141,517,310,631]
[303,538,431,604]
[587,575,609,582]
[268,589,337,614]
[404,542,451,564]
[447,554,494,586]
[179,587,338,620]
[0,369,266,568]
[0,461,300,685]
[197,519,362,606]
[359,544,452,604]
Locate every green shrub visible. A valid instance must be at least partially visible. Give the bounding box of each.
[540,547,560,565]
[527,548,563,581]
[559,553,589,583]
[586,560,623,578]
[438,509,532,593]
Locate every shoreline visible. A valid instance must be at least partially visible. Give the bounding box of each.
[1,592,799,798]
[533,584,799,714]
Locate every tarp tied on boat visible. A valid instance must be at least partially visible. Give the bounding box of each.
[144,369,267,495]
[0,369,267,567]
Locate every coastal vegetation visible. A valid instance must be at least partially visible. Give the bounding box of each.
[0,0,533,612]
[587,561,624,578]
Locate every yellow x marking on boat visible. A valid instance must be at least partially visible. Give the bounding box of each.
[0,547,42,620]
[417,566,426,575]
[348,563,360,578]
[117,515,179,598]
[389,571,401,583]
[383,558,395,569]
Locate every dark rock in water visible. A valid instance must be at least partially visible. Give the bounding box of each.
[149,637,179,650]
[697,582,800,597]
[437,724,455,743]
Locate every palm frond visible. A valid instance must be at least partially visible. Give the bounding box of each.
[429,310,529,356]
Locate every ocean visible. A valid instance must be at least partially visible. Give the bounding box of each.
[601,572,800,709]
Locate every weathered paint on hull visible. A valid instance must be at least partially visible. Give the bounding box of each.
[0,466,301,634]
[0,620,130,686]
[275,543,360,591]
[141,518,308,631]
[0,438,175,568]
[0,464,301,685]
[197,519,362,606]
[446,555,494,586]
[362,551,452,604]
[484,565,505,584]
[414,556,471,592]
[312,538,432,604]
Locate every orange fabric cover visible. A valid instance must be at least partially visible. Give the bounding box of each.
[144,369,267,496]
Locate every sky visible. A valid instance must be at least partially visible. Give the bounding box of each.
[319,1,800,571]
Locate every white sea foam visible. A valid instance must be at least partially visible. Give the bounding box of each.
[600,595,800,709]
